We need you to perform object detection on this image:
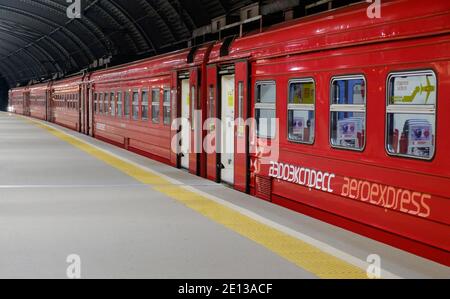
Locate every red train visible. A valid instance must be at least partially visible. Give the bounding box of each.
[8,0,450,266]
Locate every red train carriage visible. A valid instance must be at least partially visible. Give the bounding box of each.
[49,76,85,132]
[89,44,213,175]
[28,83,50,121]
[205,0,450,264]
[8,87,27,115]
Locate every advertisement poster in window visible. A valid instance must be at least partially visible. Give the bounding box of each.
[392,75,436,105]
[407,120,433,157]
[290,82,314,104]
[292,116,305,139]
[337,118,363,147]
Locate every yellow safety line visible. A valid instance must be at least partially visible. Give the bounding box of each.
[25,117,367,279]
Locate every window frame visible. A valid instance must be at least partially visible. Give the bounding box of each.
[92,92,98,115]
[255,80,277,139]
[141,89,149,121]
[104,92,110,116]
[287,78,316,145]
[116,91,123,118]
[99,93,104,115]
[329,74,367,152]
[110,92,116,117]
[124,90,131,118]
[385,69,437,161]
[190,85,196,131]
[132,89,140,120]
[163,88,171,126]
[151,88,161,124]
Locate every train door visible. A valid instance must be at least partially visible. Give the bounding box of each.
[45,89,51,122]
[170,72,179,167]
[208,61,249,191]
[206,65,219,182]
[48,89,55,123]
[234,60,249,193]
[190,67,202,176]
[78,85,82,133]
[180,76,190,170]
[23,92,30,116]
[88,87,94,136]
[220,71,235,185]
[79,83,87,135]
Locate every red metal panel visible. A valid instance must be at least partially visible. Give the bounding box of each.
[234,60,249,193]
[209,0,450,64]
[206,64,218,182]
[89,49,191,85]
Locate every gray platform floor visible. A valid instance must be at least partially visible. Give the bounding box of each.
[0,112,448,279]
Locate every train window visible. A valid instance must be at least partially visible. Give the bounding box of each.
[99,93,104,114]
[95,93,99,114]
[255,81,276,139]
[330,75,366,151]
[132,91,139,120]
[238,82,244,119]
[104,93,110,116]
[191,86,196,130]
[163,89,171,125]
[152,89,160,124]
[124,91,130,118]
[386,70,436,160]
[208,85,215,132]
[288,79,315,144]
[110,92,115,117]
[208,86,215,119]
[141,91,149,120]
[117,92,123,117]
[237,82,245,137]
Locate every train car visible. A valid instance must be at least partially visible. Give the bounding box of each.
[205,0,450,265]
[49,75,85,132]
[8,87,27,115]
[89,44,213,175]
[28,83,50,121]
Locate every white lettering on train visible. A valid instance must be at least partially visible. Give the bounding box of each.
[268,161,335,193]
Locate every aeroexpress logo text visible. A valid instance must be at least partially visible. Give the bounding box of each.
[268,160,432,218]
[268,161,336,193]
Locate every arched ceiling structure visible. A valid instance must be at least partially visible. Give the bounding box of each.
[0,0,260,86]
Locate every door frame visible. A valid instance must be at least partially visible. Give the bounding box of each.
[219,72,236,185]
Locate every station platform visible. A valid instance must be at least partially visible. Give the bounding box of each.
[0,111,448,279]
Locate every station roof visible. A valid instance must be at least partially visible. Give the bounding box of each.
[0,0,361,87]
